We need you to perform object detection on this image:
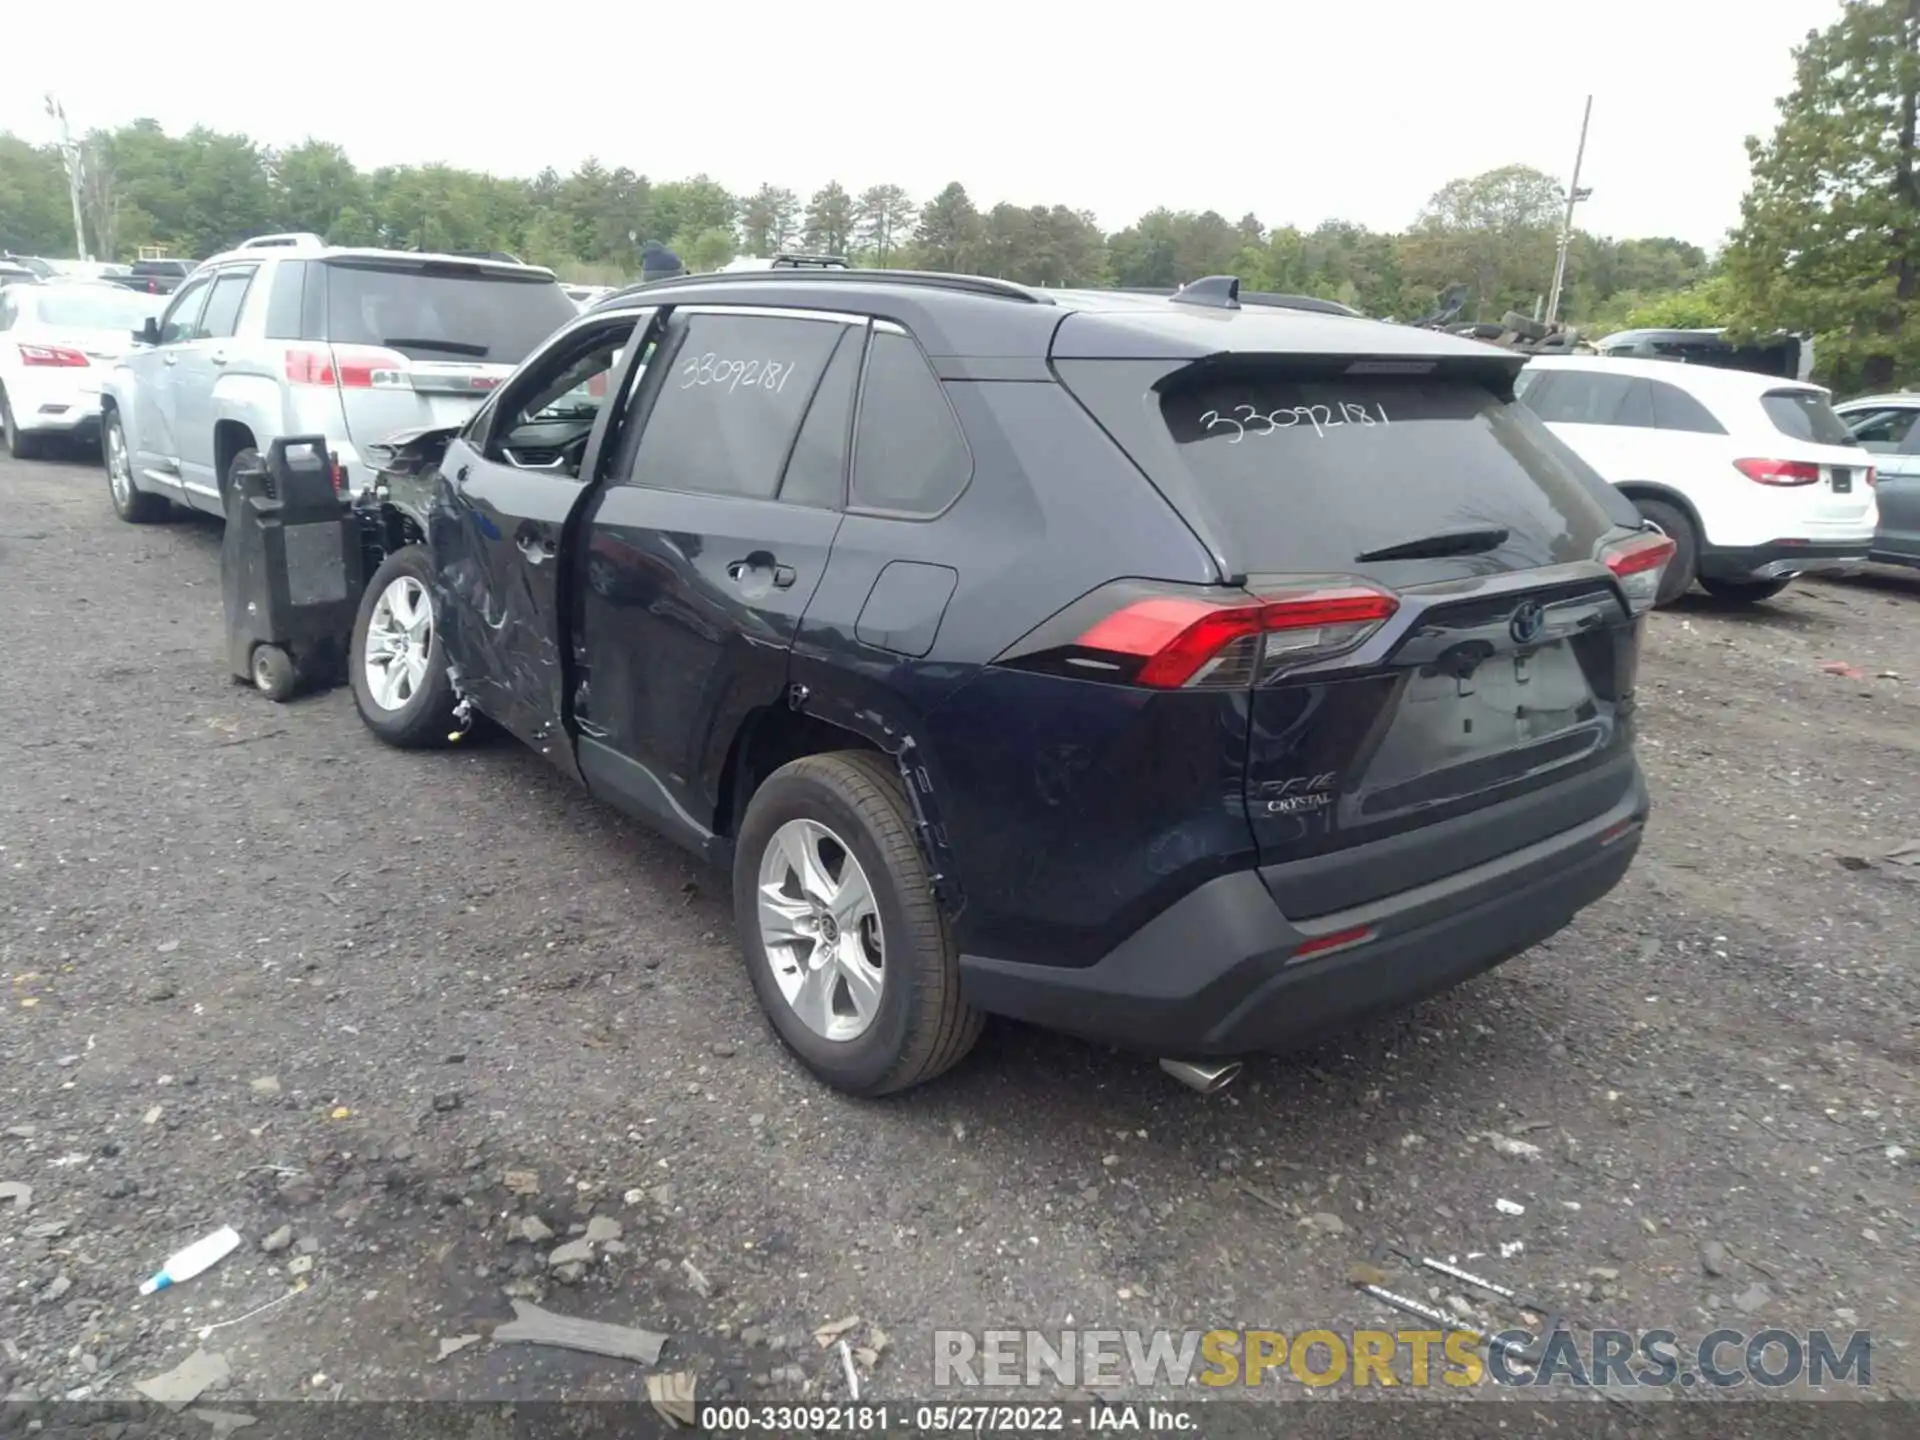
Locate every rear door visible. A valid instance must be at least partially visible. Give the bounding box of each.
[431,309,659,769]
[1057,355,1642,910]
[315,256,580,453]
[1756,387,1876,532]
[572,307,856,851]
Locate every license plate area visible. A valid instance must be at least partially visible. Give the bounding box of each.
[1830,466,1853,494]
[1347,641,1604,820]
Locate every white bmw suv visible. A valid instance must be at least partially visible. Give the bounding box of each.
[1517,356,1876,606]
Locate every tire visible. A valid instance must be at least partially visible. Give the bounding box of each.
[1699,576,1794,604]
[251,644,298,702]
[350,545,459,747]
[1630,497,1697,607]
[104,411,170,522]
[734,751,982,1096]
[1,389,47,460]
[222,445,259,516]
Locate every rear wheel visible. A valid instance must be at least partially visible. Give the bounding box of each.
[104,411,170,522]
[350,546,458,747]
[1699,576,1794,604]
[2,389,47,460]
[734,751,982,1096]
[1630,498,1697,607]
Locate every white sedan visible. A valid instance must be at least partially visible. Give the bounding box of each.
[0,282,165,459]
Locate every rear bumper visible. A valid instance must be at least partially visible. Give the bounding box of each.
[958,767,1649,1056]
[6,374,102,436]
[1698,539,1870,581]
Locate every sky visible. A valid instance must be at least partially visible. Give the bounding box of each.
[4,0,1843,251]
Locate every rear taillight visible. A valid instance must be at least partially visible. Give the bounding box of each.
[1864,466,1878,488]
[284,345,411,390]
[18,343,87,368]
[1735,458,1820,486]
[1600,530,1676,615]
[998,580,1399,690]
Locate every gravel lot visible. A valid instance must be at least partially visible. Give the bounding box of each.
[1,448,1915,1419]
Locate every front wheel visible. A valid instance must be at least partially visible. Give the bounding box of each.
[350,546,458,747]
[734,751,982,1096]
[1699,576,1794,604]
[105,412,170,523]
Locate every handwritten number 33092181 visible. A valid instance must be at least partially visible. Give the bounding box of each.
[679,352,794,395]
[1199,402,1390,442]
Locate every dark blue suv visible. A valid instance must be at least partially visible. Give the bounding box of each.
[347,270,1670,1096]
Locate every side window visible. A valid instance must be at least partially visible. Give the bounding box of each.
[484,314,651,478]
[849,328,973,516]
[1612,378,1655,428]
[158,276,213,346]
[0,293,15,331]
[622,312,846,499]
[263,260,307,340]
[1521,370,1650,428]
[1846,406,1918,453]
[1648,380,1726,435]
[777,325,866,508]
[195,267,257,340]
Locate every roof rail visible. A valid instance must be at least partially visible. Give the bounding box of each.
[1239,290,1362,318]
[236,232,325,251]
[769,252,850,269]
[450,249,525,264]
[599,268,1051,306]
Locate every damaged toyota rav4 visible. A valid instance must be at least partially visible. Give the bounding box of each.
[346,270,1667,1097]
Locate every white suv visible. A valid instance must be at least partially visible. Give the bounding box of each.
[100,233,576,524]
[1517,356,1877,606]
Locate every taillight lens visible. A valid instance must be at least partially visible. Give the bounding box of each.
[1600,530,1676,615]
[285,345,411,390]
[1864,466,1878,488]
[1735,457,1820,486]
[997,581,1399,690]
[18,343,88,368]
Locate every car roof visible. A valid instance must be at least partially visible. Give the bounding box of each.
[1836,392,1920,409]
[197,233,557,281]
[585,270,1518,368]
[1526,353,1827,399]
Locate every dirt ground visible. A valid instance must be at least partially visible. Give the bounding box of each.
[1,449,1915,1425]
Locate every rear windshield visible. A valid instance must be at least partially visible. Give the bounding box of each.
[1761,388,1855,446]
[1147,370,1628,575]
[33,287,162,329]
[324,262,575,364]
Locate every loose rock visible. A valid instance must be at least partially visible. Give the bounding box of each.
[260,1226,293,1255]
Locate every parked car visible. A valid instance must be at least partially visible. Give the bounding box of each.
[102,258,197,296]
[1515,355,1876,606]
[0,262,39,287]
[1595,327,1814,383]
[1832,393,1920,568]
[0,281,163,458]
[341,268,1664,1097]
[100,232,577,524]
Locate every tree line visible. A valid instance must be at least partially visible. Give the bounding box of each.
[6,0,1918,396]
[0,121,1709,332]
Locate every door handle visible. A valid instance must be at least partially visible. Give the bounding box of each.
[725,560,756,582]
[209,351,229,366]
[517,532,557,561]
[772,565,797,588]
[163,354,178,367]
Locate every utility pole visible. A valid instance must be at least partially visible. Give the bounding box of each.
[44,95,91,261]
[1544,94,1593,328]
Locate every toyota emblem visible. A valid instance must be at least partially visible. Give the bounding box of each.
[1509,600,1546,646]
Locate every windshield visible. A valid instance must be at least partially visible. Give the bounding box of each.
[33,287,163,330]
[324,261,575,364]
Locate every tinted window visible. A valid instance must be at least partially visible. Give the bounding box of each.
[195,268,255,339]
[779,326,864,508]
[849,330,972,515]
[1762,388,1855,446]
[1844,406,1919,453]
[158,276,213,345]
[1648,380,1726,434]
[263,260,307,340]
[624,313,846,499]
[1151,371,1622,576]
[1522,369,1655,427]
[323,261,576,364]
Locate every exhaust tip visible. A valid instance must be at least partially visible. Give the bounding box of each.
[1159,1057,1244,1094]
